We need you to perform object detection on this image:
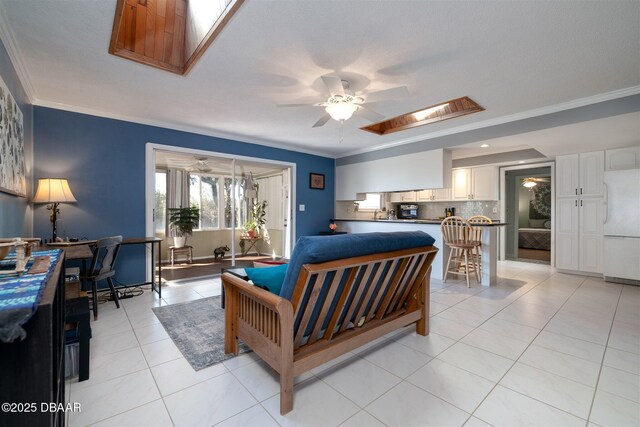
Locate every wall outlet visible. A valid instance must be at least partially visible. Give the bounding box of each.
[299,204,305,212]
[492,207,498,213]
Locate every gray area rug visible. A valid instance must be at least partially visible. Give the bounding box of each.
[152,296,249,371]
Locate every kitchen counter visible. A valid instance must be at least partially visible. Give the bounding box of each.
[330,219,505,285]
[332,218,507,226]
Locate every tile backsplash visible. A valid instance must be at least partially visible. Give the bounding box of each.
[335,200,500,220]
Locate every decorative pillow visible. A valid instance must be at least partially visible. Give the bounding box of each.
[253,260,287,268]
[543,220,552,229]
[245,264,288,295]
[528,219,546,228]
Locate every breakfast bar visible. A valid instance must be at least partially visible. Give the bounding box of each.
[333,219,507,285]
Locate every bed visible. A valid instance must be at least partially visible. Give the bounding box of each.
[518,228,551,250]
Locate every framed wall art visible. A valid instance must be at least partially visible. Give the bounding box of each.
[0,74,25,197]
[309,173,325,190]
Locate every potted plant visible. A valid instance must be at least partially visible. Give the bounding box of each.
[168,206,200,248]
[243,183,268,238]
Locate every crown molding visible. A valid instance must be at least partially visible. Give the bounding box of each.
[0,3,36,102]
[338,85,640,158]
[32,99,335,159]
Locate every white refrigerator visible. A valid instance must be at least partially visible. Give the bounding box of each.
[603,169,640,284]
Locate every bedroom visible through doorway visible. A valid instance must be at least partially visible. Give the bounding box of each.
[504,166,553,265]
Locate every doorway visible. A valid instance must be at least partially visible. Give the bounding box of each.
[500,163,554,265]
[145,143,295,283]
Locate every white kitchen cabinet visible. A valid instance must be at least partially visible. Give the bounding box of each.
[472,166,499,200]
[579,198,603,274]
[579,151,604,197]
[401,191,417,202]
[452,168,471,200]
[389,192,403,203]
[555,154,579,197]
[416,188,451,201]
[555,196,603,274]
[606,146,640,171]
[452,166,498,200]
[556,198,579,271]
[556,151,604,198]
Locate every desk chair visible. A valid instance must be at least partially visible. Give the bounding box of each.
[83,236,122,320]
[467,215,493,276]
[441,217,481,287]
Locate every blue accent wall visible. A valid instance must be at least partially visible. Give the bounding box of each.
[33,107,335,284]
[0,38,33,237]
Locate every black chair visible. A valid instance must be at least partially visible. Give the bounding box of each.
[83,236,123,320]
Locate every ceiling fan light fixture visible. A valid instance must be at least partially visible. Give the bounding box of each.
[522,178,537,188]
[325,99,358,122]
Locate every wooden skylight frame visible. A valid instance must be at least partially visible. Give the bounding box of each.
[108,0,244,75]
[360,96,484,135]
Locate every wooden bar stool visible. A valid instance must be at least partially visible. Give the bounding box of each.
[441,216,481,287]
[467,215,493,276]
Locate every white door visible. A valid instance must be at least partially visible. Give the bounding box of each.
[604,169,640,238]
[579,197,603,273]
[452,169,471,200]
[579,151,604,197]
[556,198,579,270]
[472,166,498,200]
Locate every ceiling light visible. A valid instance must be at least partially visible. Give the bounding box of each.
[325,96,359,121]
[522,178,537,188]
[519,161,526,164]
[480,144,489,148]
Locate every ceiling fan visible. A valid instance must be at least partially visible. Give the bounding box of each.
[278,75,409,128]
[522,177,550,188]
[187,157,213,173]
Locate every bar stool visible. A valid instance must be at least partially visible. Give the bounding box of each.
[441,217,481,287]
[467,215,493,276]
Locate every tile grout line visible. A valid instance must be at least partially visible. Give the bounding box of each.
[585,285,625,424]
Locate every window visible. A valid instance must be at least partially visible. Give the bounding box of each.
[155,171,167,233]
[189,174,219,229]
[357,193,382,210]
[224,177,249,229]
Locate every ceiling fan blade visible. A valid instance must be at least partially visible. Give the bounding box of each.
[355,105,385,122]
[363,86,409,103]
[312,113,332,128]
[321,75,345,97]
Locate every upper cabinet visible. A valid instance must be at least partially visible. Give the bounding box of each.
[556,151,604,198]
[335,148,452,200]
[606,146,640,171]
[452,166,498,200]
[417,188,451,201]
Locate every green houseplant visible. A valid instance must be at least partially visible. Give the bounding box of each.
[168,206,200,247]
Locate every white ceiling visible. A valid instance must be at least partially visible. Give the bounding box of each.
[1,0,638,158]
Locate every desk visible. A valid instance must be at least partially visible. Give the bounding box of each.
[45,237,163,298]
[120,237,162,298]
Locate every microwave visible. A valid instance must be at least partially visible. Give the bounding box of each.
[398,204,419,219]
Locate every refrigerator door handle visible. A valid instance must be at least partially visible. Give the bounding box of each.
[603,183,608,224]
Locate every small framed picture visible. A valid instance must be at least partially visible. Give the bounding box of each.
[309,173,325,190]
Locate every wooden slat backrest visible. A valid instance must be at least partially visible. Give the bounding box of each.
[441,216,470,244]
[289,246,436,350]
[237,291,280,346]
[467,215,492,242]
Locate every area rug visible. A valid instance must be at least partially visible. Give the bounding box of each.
[152,296,249,371]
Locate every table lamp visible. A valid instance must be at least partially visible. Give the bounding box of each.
[33,178,77,241]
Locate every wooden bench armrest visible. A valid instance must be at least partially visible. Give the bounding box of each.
[221,272,290,312]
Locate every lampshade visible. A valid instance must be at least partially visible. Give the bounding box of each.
[325,102,358,121]
[522,178,537,188]
[33,178,77,203]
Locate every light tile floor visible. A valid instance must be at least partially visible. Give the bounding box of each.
[68,262,640,427]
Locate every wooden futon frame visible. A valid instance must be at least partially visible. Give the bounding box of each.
[223,245,438,414]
